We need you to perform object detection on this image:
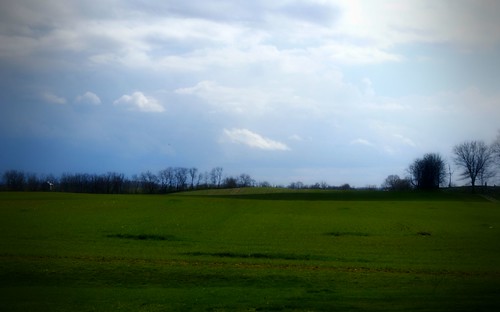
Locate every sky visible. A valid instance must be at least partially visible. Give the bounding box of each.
[1,0,500,187]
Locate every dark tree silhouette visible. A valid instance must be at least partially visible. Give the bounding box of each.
[2,170,26,191]
[408,153,446,190]
[382,175,412,191]
[140,171,159,194]
[188,167,198,189]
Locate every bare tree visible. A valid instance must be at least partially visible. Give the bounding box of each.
[453,140,493,191]
[238,173,254,187]
[159,167,175,192]
[174,167,188,190]
[26,173,40,191]
[210,167,223,188]
[223,176,238,188]
[258,181,271,188]
[197,171,209,189]
[188,167,198,189]
[140,171,159,194]
[382,174,412,191]
[107,172,125,194]
[2,170,26,191]
[288,181,304,189]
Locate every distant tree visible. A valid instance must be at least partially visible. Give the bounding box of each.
[408,153,446,190]
[382,175,399,190]
[223,176,238,188]
[210,167,223,188]
[382,175,412,191]
[238,173,254,187]
[140,171,158,194]
[26,173,40,191]
[288,181,304,189]
[188,167,198,189]
[158,167,175,192]
[107,172,125,194]
[340,183,351,190]
[174,167,188,190]
[2,170,26,191]
[258,181,271,188]
[128,174,142,193]
[197,171,209,189]
[453,141,493,191]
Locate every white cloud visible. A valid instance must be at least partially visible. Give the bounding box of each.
[335,1,500,48]
[393,134,417,147]
[113,92,164,112]
[223,128,290,151]
[350,138,373,147]
[41,92,66,104]
[75,91,101,105]
[289,134,306,141]
[176,81,274,115]
[319,44,403,65]
[175,80,321,120]
[2,1,500,73]
[361,78,375,97]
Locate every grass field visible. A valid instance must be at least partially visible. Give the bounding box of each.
[1,189,500,311]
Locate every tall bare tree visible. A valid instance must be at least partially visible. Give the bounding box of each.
[210,167,223,188]
[453,140,493,191]
[174,167,188,190]
[188,167,198,189]
[140,171,159,194]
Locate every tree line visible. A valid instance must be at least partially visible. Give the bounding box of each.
[3,133,500,194]
[0,167,260,194]
[383,133,500,192]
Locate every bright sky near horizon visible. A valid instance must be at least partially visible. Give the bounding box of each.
[1,1,499,186]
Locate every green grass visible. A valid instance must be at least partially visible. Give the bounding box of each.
[1,190,500,311]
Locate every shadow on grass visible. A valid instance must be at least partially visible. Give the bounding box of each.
[189,190,484,202]
[183,251,328,261]
[325,232,370,237]
[106,234,179,241]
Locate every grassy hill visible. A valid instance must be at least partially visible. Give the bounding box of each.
[182,186,489,201]
[1,190,499,311]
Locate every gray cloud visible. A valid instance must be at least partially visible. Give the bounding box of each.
[1,1,500,185]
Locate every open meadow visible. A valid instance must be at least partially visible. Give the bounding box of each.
[1,189,500,311]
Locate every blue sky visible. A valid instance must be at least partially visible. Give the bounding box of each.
[1,0,499,186]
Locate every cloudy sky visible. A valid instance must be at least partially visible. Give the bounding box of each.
[1,0,499,186]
